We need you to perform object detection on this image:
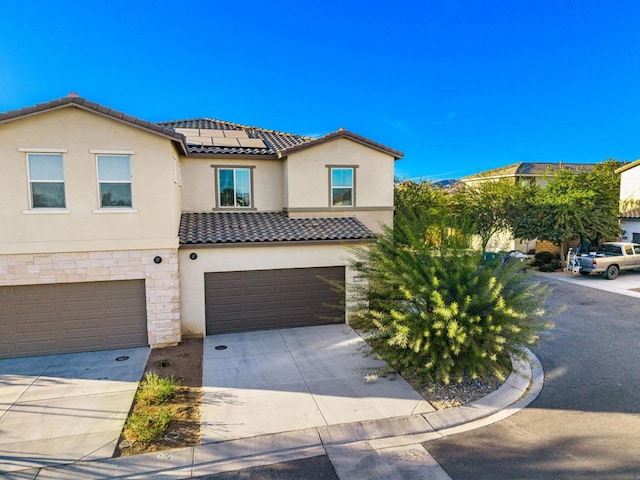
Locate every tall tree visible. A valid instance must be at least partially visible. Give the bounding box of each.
[512,161,621,260]
[454,180,523,253]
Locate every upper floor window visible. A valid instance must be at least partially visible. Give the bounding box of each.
[28,153,66,208]
[330,167,354,207]
[217,167,252,208]
[97,155,132,208]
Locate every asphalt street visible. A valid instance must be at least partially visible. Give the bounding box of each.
[425,276,640,479]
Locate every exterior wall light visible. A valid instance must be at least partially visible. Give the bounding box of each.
[189,252,198,260]
[153,256,163,264]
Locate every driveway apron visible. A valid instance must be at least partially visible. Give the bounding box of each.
[201,324,434,443]
[0,347,149,473]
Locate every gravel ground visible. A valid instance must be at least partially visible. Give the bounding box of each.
[416,374,505,410]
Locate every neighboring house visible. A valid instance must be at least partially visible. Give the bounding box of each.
[462,161,595,187]
[0,95,402,358]
[616,159,640,244]
[461,162,596,253]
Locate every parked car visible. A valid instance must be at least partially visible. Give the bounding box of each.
[576,242,640,279]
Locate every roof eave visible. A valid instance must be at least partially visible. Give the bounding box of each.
[0,97,189,155]
[179,237,375,248]
[185,152,279,160]
[276,130,403,160]
[615,159,640,174]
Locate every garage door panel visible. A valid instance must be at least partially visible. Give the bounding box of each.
[246,285,277,295]
[61,299,103,312]
[12,284,55,296]
[14,302,57,316]
[280,284,311,295]
[60,316,103,330]
[280,299,311,309]
[205,266,344,335]
[213,305,245,316]
[13,319,57,334]
[252,270,278,280]
[0,280,148,359]
[103,299,146,313]
[245,300,278,312]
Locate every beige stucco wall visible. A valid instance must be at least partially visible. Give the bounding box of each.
[619,164,640,243]
[179,243,362,336]
[0,249,181,347]
[285,138,395,209]
[0,106,182,254]
[620,163,640,206]
[181,156,285,211]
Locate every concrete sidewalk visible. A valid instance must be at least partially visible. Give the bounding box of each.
[9,343,542,479]
[0,347,149,474]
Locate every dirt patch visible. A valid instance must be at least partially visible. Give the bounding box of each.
[114,337,203,457]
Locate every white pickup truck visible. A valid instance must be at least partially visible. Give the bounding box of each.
[577,242,640,279]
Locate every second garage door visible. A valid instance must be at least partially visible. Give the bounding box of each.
[0,280,148,359]
[205,266,345,335]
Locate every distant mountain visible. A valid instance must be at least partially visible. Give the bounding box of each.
[432,179,461,190]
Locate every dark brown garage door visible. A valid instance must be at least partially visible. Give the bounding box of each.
[205,266,345,335]
[0,280,148,359]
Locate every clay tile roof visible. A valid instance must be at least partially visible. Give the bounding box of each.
[179,212,374,245]
[620,208,640,219]
[157,120,403,160]
[276,129,404,160]
[158,118,314,157]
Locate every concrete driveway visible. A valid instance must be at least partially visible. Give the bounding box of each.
[201,324,435,443]
[533,269,640,298]
[0,347,149,473]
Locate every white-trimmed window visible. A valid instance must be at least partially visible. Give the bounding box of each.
[27,153,66,208]
[330,167,355,207]
[97,155,132,208]
[217,167,252,208]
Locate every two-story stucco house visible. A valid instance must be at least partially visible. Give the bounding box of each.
[0,95,402,359]
[616,160,640,244]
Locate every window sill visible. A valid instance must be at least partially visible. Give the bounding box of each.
[212,207,257,212]
[93,208,138,214]
[22,209,71,215]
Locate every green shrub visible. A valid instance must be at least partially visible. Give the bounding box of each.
[533,251,555,267]
[135,372,180,405]
[123,409,173,444]
[348,204,553,385]
[121,372,181,445]
[549,259,562,270]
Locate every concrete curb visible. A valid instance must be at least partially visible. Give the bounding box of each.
[11,349,543,479]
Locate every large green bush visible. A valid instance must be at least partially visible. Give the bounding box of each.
[349,188,553,384]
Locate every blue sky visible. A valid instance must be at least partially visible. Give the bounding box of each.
[1,1,639,180]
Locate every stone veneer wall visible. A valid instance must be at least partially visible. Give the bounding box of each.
[0,249,180,347]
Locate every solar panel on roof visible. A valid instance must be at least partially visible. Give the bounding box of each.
[199,129,225,138]
[212,138,241,147]
[223,130,249,139]
[237,138,267,148]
